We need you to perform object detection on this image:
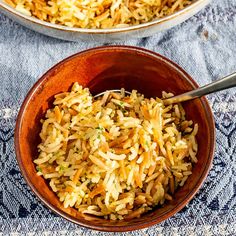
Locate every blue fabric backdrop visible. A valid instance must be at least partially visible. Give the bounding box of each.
[0,0,236,234]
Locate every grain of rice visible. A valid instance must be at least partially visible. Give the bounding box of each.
[34,82,198,220]
[6,0,193,29]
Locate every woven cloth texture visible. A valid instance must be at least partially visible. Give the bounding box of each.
[0,0,236,235]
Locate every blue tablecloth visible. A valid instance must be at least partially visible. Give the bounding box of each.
[0,0,236,235]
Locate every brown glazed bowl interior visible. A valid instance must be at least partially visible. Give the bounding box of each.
[15,46,215,232]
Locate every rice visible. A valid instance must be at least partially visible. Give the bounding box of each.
[5,0,192,29]
[34,82,198,220]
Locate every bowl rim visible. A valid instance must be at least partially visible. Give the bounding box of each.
[14,45,215,232]
[0,0,209,34]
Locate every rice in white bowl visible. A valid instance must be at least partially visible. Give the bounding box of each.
[34,82,198,220]
[6,0,193,29]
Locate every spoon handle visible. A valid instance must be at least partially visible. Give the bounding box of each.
[164,72,236,105]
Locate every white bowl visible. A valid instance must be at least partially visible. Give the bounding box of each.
[0,0,210,42]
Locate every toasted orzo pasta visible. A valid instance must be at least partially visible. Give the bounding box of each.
[5,0,193,29]
[34,82,198,220]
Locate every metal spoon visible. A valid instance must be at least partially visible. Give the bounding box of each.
[94,72,236,105]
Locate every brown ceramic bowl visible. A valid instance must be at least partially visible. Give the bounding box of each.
[15,46,215,232]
